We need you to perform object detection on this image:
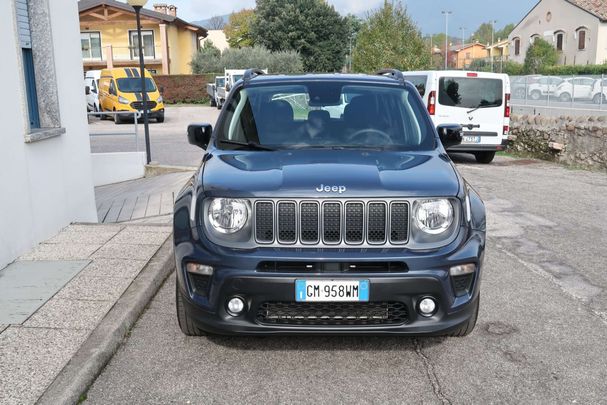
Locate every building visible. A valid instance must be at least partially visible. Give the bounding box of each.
[452,42,488,69]
[508,0,607,65]
[1,0,98,269]
[201,30,230,52]
[79,0,208,75]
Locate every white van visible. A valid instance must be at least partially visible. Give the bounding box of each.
[403,70,511,163]
[84,70,102,112]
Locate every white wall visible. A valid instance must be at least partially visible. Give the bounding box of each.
[91,152,146,186]
[0,0,97,269]
[508,0,603,65]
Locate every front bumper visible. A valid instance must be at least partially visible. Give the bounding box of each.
[175,228,485,336]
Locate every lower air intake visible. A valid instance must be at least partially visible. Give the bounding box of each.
[256,301,408,326]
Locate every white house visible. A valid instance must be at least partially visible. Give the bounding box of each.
[508,0,607,65]
[201,29,230,52]
[0,0,97,269]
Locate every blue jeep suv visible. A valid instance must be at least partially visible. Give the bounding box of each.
[173,69,486,336]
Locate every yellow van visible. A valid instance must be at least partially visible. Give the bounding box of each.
[98,68,165,124]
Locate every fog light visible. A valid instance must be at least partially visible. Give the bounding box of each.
[227,297,245,316]
[186,263,214,276]
[449,263,476,276]
[418,297,437,317]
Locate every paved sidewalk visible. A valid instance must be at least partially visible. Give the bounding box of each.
[0,223,173,405]
[95,171,193,224]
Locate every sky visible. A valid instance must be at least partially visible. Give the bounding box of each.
[147,0,535,35]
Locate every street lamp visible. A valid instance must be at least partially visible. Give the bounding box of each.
[127,0,152,164]
[442,11,452,70]
[490,20,497,73]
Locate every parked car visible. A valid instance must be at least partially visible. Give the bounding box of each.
[591,78,607,104]
[216,69,268,109]
[98,67,165,124]
[403,70,511,164]
[510,75,540,99]
[84,70,101,112]
[554,77,596,102]
[207,76,225,108]
[174,68,485,337]
[527,76,564,100]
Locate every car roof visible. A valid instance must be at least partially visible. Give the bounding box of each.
[245,73,405,86]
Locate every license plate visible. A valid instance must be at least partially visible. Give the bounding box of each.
[462,135,481,144]
[295,280,369,302]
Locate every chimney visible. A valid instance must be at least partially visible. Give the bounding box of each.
[167,5,177,17]
[153,3,168,14]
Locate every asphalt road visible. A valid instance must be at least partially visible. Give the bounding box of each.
[84,156,607,404]
[88,105,220,167]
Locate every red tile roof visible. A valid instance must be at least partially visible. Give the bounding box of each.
[567,0,607,21]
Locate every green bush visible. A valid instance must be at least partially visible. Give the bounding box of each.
[524,39,558,74]
[502,61,526,76]
[540,64,607,75]
[191,46,303,74]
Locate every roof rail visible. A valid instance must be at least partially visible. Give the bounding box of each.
[243,68,266,85]
[376,69,405,85]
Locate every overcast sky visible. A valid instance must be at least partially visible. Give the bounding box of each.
[141,0,532,35]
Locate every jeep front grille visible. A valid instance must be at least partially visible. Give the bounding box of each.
[254,200,409,247]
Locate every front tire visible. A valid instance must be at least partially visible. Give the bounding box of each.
[156,114,165,123]
[593,93,605,104]
[449,296,479,337]
[530,90,541,100]
[559,92,571,102]
[474,151,496,164]
[176,281,206,336]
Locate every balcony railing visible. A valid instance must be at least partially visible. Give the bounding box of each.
[83,45,163,66]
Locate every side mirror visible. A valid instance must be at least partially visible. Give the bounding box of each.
[436,124,463,149]
[187,123,212,150]
[85,86,90,95]
[159,86,165,93]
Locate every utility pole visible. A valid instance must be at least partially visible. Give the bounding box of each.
[490,20,497,72]
[442,11,452,70]
[459,27,466,48]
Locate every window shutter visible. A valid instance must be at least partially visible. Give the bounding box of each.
[16,0,32,49]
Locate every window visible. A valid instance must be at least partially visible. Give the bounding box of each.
[129,30,155,59]
[556,32,564,51]
[403,75,427,97]
[16,0,39,128]
[514,38,520,55]
[216,82,434,151]
[109,80,117,96]
[81,32,102,60]
[530,34,540,44]
[577,29,586,50]
[438,77,503,109]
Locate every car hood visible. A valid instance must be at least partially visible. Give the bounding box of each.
[201,149,460,198]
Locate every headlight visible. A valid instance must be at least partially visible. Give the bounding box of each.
[157,96,163,103]
[207,198,248,234]
[413,199,453,234]
[118,96,130,104]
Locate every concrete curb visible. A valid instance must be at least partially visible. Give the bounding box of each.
[37,237,175,405]
[144,163,197,177]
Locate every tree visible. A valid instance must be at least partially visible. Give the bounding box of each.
[495,23,515,41]
[470,22,493,45]
[224,9,256,48]
[207,15,226,30]
[352,1,430,73]
[190,40,222,74]
[251,0,348,72]
[344,14,363,72]
[191,46,303,74]
[524,38,558,73]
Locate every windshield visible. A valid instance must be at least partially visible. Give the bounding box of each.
[116,78,157,93]
[216,78,225,87]
[232,75,244,83]
[438,77,503,109]
[216,82,434,150]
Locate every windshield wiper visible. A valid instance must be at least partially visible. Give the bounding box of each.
[218,139,275,151]
[466,103,500,114]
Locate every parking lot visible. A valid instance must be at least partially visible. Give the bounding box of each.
[83,154,607,403]
[89,105,217,167]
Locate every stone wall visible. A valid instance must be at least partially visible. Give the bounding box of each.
[509,114,607,171]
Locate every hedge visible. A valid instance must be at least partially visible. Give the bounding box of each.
[153,74,217,104]
[502,62,607,76]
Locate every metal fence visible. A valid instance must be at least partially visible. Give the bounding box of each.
[510,74,607,116]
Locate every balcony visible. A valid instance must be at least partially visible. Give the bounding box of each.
[83,45,164,71]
